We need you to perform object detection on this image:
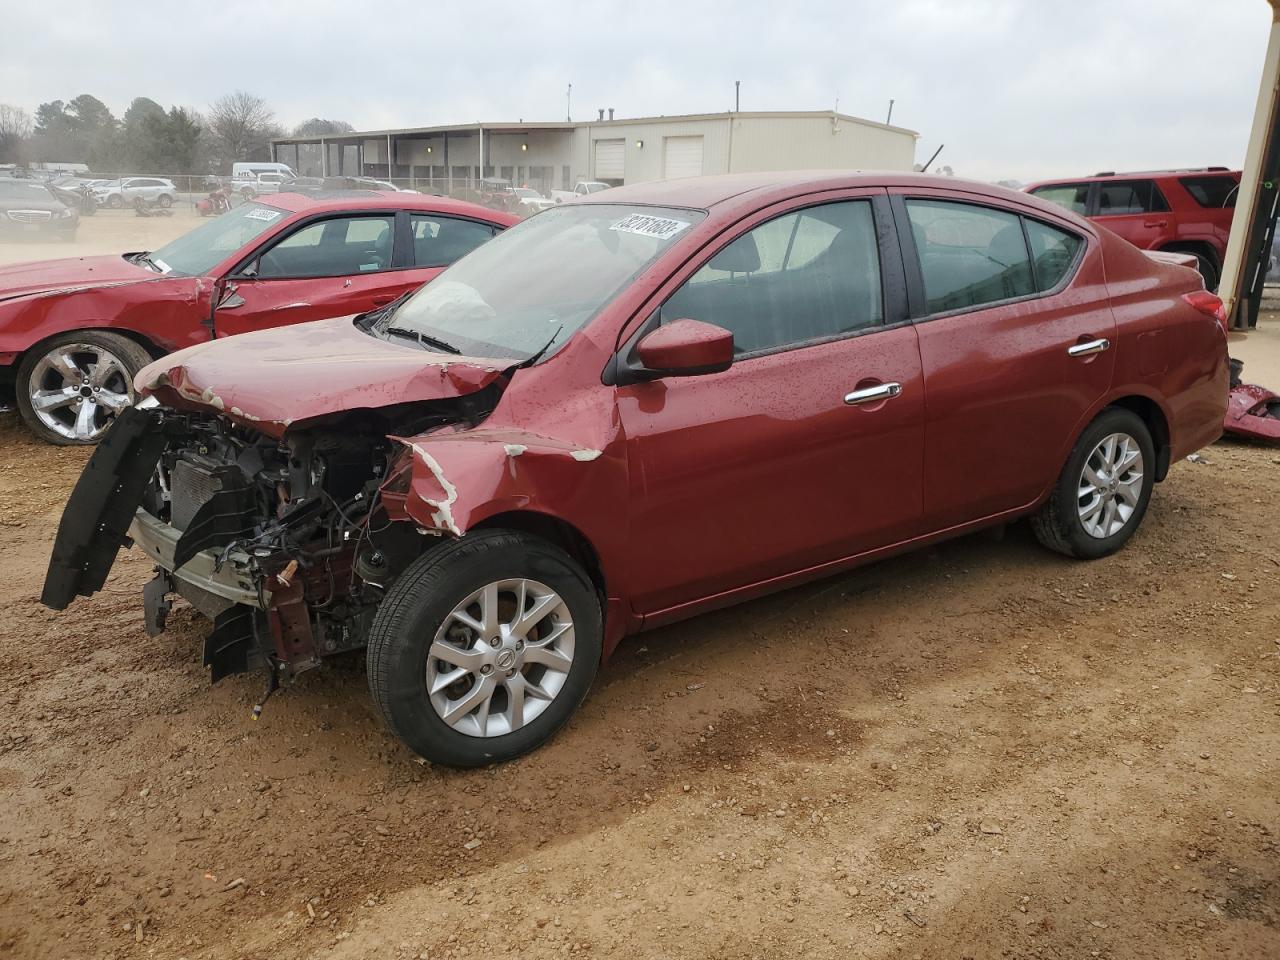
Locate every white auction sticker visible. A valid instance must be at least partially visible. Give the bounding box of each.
[245,208,282,221]
[610,214,690,241]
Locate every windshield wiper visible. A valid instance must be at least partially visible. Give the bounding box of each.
[131,252,162,273]
[384,326,462,354]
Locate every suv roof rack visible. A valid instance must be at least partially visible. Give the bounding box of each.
[1090,166,1233,177]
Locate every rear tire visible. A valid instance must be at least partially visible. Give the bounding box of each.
[106,195,122,209]
[367,529,601,767]
[1191,253,1219,292]
[1031,408,1155,559]
[157,193,173,208]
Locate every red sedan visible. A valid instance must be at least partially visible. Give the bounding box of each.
[45,172,1229,766]
[0,192,517,444]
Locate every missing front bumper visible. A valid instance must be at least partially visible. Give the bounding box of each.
[128,508,265,611]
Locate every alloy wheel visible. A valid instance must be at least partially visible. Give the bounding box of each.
[426,578,575,738]
[28,343,134,442]
[1077,432,1144,539]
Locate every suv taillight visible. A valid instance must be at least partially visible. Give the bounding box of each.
[1182,290,1228,334]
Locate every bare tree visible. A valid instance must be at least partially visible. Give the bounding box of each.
[207,91,280,163]
[0,104,33,164]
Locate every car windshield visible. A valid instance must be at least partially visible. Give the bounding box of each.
[384,204,704,361]
[146,202,288,276]
[0,181,54,201]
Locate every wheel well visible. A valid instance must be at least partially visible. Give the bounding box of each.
[475,511,606,598]
[1108,396,1171,481]
[17,328,166,369]
[1159,240,1219,270]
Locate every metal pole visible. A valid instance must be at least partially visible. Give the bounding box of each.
[478,125,484,184]
[386,133,393,182]
[1220,0,1280,329]
[567,83,572,122]
[886,99,895,125]
[734,80,740,113]
[320,137,327,176]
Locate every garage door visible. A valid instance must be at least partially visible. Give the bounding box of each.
[594,139,625,180]
[663,136,704,179]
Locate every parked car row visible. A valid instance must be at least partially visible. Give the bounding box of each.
[0,179,80,239]
[31,171,1228,768]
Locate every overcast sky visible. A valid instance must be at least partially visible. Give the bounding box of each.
[1,0,1271,180]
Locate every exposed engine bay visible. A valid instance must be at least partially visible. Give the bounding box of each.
[43,386,502,690]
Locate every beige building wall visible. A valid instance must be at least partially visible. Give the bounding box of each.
[728,115,916,173]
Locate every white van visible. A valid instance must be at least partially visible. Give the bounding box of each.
[230,162,295,181]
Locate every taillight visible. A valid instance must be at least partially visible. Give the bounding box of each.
[1183,290,1229,334]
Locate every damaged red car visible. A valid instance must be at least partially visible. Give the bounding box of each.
[0,192,516,444]
[43,172,1229,767]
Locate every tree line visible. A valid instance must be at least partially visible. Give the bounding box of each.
[0,92,353,175]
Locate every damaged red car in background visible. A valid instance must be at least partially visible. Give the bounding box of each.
[0,191,516,444]
[43,172,1229,767]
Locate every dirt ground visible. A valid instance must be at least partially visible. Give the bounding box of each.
[0,218,1278,960]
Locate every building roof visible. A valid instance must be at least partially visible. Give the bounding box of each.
[272,110,918,145]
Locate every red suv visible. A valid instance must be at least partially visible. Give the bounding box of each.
[45,173,1229,767]
[0,192,517,445]
[1024,169,1240,289]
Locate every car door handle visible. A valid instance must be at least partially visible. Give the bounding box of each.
[1067,338,1110,357]
[844,382,902,405]
[372,294,396,305]
[1143,218,1168,228]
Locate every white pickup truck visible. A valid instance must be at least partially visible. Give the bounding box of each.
[549,181,612,204]
[232,172,293,199]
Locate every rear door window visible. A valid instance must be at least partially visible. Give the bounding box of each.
[1179,175,1239,208]
[905,199,1034,314]
[1029,183,1090,215]
[410,215,499,267]
[1024,220,1084,291]
[1095,179,1168,216]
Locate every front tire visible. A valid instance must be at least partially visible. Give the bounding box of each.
[157,193,173,208]
[15,331,151,445]
[1032,407,1155,559]
[367,529,602,767]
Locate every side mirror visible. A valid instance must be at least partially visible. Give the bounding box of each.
[635,319,734,377]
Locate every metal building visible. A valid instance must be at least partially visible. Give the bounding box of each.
[270,110,919,195]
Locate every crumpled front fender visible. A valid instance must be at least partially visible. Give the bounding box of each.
[393,428,609,538]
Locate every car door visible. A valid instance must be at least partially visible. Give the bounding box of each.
[616,193,926,617]
[896,191,1116,529]
[214,212,409,336]
[213,211,500,337]
[1091,179,1172,250]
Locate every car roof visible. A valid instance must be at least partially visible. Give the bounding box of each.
[258,190,518,222]
[571,170,1043,211]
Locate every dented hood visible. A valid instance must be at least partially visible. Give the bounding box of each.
[137,315,509,438]
[0,254,157,302]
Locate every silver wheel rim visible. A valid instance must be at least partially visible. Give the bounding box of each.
[1077,432,1144,539]
[28,343,134,441]
[427,578,575,738]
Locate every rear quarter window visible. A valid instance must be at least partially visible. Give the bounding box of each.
[1178,175,1239,209]
[1024,220,1084,291]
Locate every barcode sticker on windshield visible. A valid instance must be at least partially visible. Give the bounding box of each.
[610,214,690,241]
[245,208,281,221]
